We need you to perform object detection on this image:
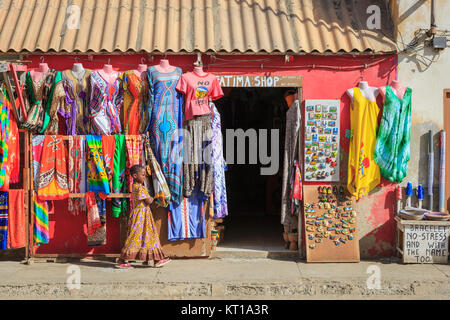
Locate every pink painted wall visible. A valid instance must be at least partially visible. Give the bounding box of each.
[26,53,397,257]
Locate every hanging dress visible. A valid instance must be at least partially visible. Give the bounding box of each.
[61,69,92,135]
[120,71,149,134]
[21,69,65,134]
[0,88,10,190]
[374,86,412,183]
[146,66,184,204]
[210,103,228,219]
[347,88,381,200]
[89,71,123,135]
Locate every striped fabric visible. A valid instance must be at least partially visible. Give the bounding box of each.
[32,192,49,245]
[0,191,8,249]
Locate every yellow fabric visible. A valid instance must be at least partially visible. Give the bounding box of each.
[347,87,381,200]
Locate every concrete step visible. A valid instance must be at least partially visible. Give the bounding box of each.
[210,249,299,259]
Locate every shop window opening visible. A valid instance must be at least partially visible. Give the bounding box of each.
[214,87,297,252]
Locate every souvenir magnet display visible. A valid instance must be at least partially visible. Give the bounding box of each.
[304,100,341,182]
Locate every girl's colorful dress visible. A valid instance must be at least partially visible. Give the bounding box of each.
[374,86,412,183]
[120,71,149,134]
[61,69,92,135]
[347,87,381,200]
[120,183,167,261]
[89,71,123,135]
[146,66,184,204]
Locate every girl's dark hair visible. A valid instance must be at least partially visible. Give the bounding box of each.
[130,164,145,176]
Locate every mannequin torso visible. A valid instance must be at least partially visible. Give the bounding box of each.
[379,80,407,102]
[98,64,118,85]
[193,66,207,77]
[346,81,379,103]
[154,59,176,73]
[134,64,148,77]
[30,63,50,82]
[71,63,86,81]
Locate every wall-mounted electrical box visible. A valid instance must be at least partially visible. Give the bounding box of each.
[433,36,447,49]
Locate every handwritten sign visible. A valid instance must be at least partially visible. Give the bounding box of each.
[216,75,302,88]
[403,224,449,264]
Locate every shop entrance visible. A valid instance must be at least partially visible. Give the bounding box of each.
[214,83,300,253]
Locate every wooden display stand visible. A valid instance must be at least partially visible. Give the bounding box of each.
[303,185,360,262]
[395,216,449,264]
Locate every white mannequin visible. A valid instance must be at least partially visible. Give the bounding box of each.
[71,63,86,79]
[379,80,407,102]
[134,64,148,77]
[193,65,207,77]
[30,63,49,82]
[98,64,118,84]
[346,81,379,103]
[154,59,176,73]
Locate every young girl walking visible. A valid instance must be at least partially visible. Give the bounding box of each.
[116,165,171,269]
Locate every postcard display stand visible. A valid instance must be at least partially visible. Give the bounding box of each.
[304,100,340,182]
[303,185,360,262]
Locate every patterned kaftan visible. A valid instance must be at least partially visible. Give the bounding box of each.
[89,71,123,135]
[61,69,92,135]
[146,66,183,204]
[119,71,149,134]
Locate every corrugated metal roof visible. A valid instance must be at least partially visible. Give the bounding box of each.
[0,0,397,54]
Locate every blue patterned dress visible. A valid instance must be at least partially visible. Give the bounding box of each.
[146,67,184,204]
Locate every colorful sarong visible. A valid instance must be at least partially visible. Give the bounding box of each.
[0,91,10,191]
[102,135,116,191]
[68,136,86,215]
[168,186,207,241]
[32,135,45,192]
[125,135,143,193]
[143,135,171,207]
[33,192,49,245]
[86,192,107,246]
[86,135,110,196]
[210,104,228,219]
[7,189,25,249]
[0,191,7,249]
[9,95,20,184]
[38,135,69,200]
[112,135,127,217]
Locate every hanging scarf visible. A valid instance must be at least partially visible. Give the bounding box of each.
[0,191,7,250]
[86,135,110,196]
[0,89,10,190]
[68,136,86,215]
[32,135,45,192]
[9,94,20,184]
[86,192,107,246]
[125,135,143,193]
[183,114,213,198]
[112,135,127,218]
[7,189,25,249]
[33,192,49,245]
[102,135,116,191]
[37,135,69,200]
[143,134,171,207]
[210,103,228,219]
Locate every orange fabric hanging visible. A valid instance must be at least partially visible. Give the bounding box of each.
[7,189,25,248]
[38,135,69,200]
[101,135,116,192]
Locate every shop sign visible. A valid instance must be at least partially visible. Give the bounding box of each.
[403,224,449,264]
[216,75,302,88]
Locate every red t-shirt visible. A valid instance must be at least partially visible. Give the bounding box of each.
[176,72,224,121]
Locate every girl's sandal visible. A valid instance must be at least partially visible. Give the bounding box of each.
[154,258,171,268]
[115,263,134,269]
